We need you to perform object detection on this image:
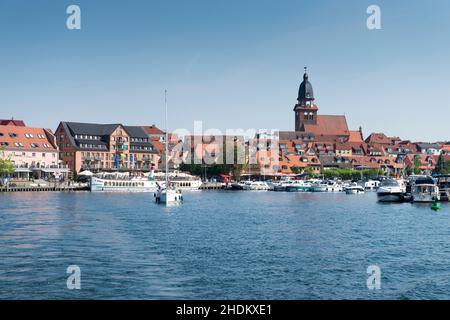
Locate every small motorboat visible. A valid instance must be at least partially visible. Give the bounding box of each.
[285,180,312,192]
[345,183,365,194]
[377,179,406,202]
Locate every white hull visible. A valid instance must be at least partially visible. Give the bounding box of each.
[90,177,158,192]
[411,181,440,203]
[346,187,365,194]
[240,182,270,191]
[346,189,364,194]
[156,189,183,204]
[412,193,440,203]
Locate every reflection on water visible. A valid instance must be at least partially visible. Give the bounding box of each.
[0,191,449,299]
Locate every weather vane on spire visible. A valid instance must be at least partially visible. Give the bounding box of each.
[304,66,307,73]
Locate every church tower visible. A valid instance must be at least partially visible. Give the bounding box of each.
[294,67,318,131]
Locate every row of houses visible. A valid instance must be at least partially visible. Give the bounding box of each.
[1,117,449,180]
[0,119,171,180]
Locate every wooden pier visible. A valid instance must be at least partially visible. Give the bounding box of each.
[0,185,89,193]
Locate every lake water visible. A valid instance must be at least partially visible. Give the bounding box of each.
[0,191,449,299]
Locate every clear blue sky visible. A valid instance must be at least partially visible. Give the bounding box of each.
[0,0,449,142]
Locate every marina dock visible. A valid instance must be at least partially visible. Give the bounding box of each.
[0,185,89,193]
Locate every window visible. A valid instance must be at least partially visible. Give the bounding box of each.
[0,132,3,137]
[30,143,39,148]
[0,142,9,147]
[9,132,18,138]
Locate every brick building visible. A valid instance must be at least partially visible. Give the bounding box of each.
[55,122,159,173]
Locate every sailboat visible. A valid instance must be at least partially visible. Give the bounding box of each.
[155,90,183,205]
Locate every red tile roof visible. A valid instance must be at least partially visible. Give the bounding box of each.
[0,119,26,126]
[348,130,363,143]
[143,125,164,135]
[303,115,349,137]
[365,133,400,145]
[0,125,57,152]
[404,154,439,170]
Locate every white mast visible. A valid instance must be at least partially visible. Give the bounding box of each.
[165,89,169,189]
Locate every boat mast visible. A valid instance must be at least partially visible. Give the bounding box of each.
[165,89,169,189]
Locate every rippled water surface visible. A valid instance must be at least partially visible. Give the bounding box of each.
[1,191,450,299]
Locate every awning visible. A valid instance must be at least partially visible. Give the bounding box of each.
[35,168,70,173]
[13,168,32,173]
[78,170,94,176]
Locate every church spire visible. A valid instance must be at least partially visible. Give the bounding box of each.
[294,67,318,131]
[297,67,314,103]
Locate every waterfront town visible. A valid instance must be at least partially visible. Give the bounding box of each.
[1,70,450,199]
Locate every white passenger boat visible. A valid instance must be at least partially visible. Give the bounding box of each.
[377,179,406,202]
[90,174,158,192]
[345,183,365,194]
[411,176,440,203]
[153,172,202,190]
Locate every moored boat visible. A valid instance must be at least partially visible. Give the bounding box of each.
[377,179,406,202]
[364,180,380,191]
[345,183,365,194]
[241,181,270,191]
[437,174,450,201]
[411,176,440,203]
[323,181,344,192]
[285,180,312,192]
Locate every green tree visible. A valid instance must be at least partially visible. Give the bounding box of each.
[290,166,301,174]
[434,154,450,175]
[305,166,317,178]
[413,155,422,174]
[0,148,16,179]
